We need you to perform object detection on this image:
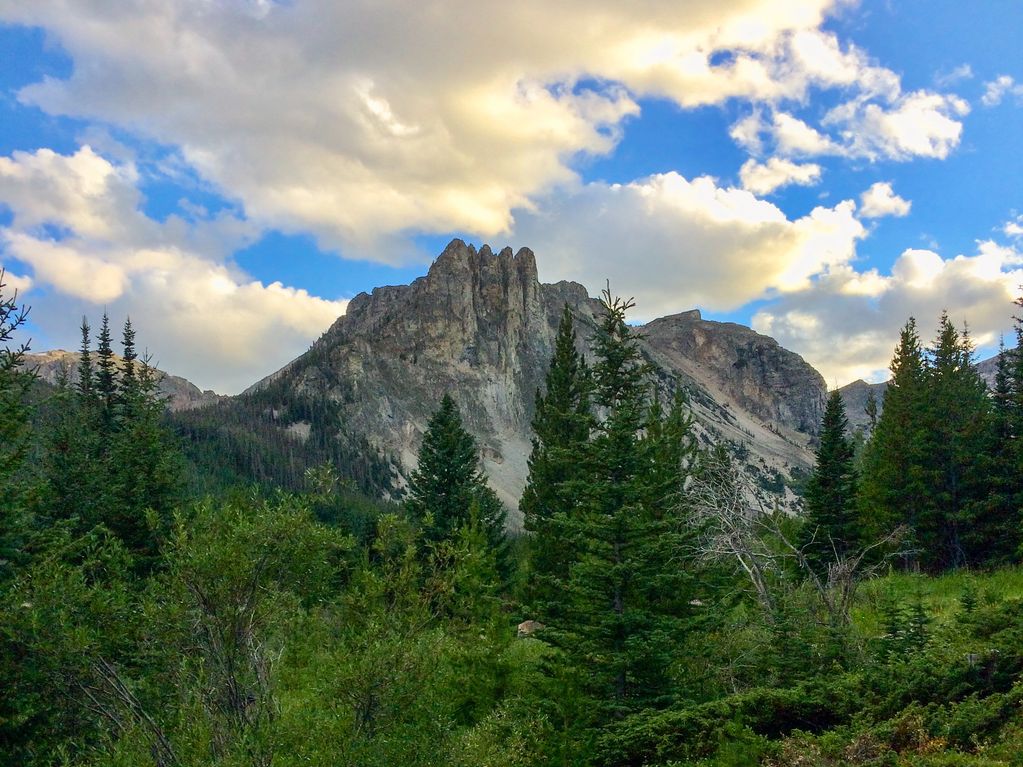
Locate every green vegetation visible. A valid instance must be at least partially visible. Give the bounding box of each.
[3,278,1023,766]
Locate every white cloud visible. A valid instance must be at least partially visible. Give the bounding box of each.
[859,181,911,219]
[981,75,1023,107]
[0,268,32,295]
[1004,215,1023,238]
[753,241,1023,386]
[934,64,973,88]
[0,146,346,393]
[740,157,822,195]
[511,172,864,318]
[824,90,969,161]
[733,89,968,164]
[0,1,962,256]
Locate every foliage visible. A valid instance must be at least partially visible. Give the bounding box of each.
[520,304,591,620]
[405,393,507,574]
[799,390,860,574]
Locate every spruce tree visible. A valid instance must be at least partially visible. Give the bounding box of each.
[0,271,34,580]
[859,318,929,563]
[921,314,990,569]
[552,289,697,717]
[520,305,591,618]
[799,390,859,574]
[967,337,1021,565]
[108,351,180,565]
[405,394,506,563]
[95,312,117,432]
[76,316,94,402]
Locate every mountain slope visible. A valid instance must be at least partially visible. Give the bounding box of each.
[249,239,827,524]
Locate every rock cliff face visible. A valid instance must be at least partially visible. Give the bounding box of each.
[252,239,827,525]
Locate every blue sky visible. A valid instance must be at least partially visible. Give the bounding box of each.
[0,1,1021,392]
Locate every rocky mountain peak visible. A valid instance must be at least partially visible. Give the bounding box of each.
[250,241,827,522]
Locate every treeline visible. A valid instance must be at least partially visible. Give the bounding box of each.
[168,384,397,499]
[803,310,1023,574]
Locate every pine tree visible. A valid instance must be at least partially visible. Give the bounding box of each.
[0,270,34,580]
[921,314,990,569]
[967,337,1021,565]
[76,316,94,402]
[95,312,117,432]
[799,391,859,574]
[405,394,506,565]
[39,320,181,568]
[108,351,181,565]
[520,305,591,618]
[859,318,929,564]
[552,289,697,717]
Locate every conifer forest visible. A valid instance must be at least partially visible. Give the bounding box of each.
[5,267,1023,767]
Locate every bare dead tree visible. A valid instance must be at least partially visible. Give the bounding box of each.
[688,450,907,630]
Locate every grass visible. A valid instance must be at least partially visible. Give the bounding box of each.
[853,566,1023,637]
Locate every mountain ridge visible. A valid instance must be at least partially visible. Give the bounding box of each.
[246,239,827,524]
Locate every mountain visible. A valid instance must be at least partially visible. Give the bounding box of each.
[22,349,224,411]
[246,239,826,524]
[838,352,1003,434]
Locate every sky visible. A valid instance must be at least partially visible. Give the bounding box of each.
[0,1,1021,393]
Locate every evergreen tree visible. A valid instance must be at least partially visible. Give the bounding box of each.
[76,316,94,402]
[108,352,181,565]
[552,289,697,717]
[0,270,34,580]
[967,338,1021,565]
[799,391,859,574]
[95,311,117,432]
[921,314,990,569]
[405,394,506,566]
[38,319,181,567]
[859,318,929,564]
[520,305,591,617]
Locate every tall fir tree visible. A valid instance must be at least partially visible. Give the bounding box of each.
[39,319,181,568]
[551,289,697,718]
[967,336,1022,565]
[520,305,591,618]
[799,390,859,574]
[0,271,34,580]
[76,316,94,402]
[921,314,990,569]
[405,394,507,568]
[859,318,929,564]
[95,311,117,433]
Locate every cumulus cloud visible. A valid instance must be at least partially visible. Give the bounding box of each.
[1005,215,1023,238]
[753,241,1023,386]
[981,75,1023,107]
[732,90,968,164]
[859,182,911,219]
[0,146,346,392]
[0,1,964,256]
[511,172,864,319]
[739,157,822,195]
[824,90,970,161]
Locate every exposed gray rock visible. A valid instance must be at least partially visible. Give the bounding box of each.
[251,239,827,525]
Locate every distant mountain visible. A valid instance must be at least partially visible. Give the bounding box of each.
[22,349,224,411]
[838,352,1003,434]
[245,239,827,524]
